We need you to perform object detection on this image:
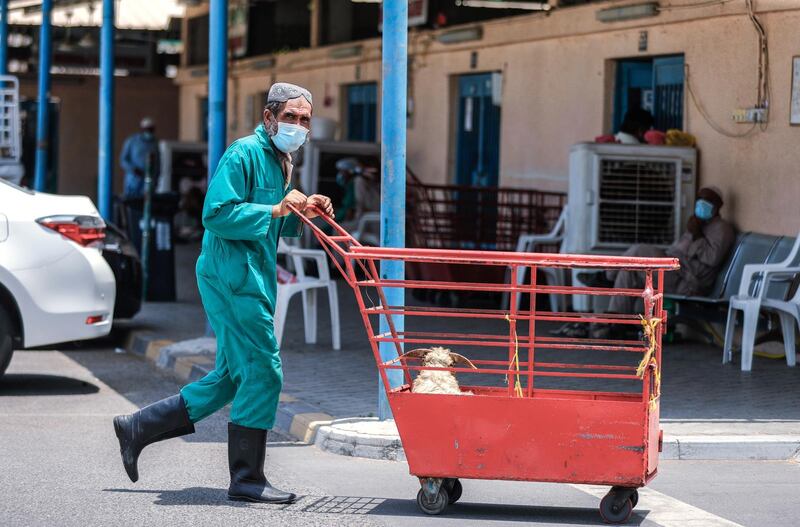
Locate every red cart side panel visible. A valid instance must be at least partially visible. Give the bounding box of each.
[390,391,649,487]
[647,402,661,477]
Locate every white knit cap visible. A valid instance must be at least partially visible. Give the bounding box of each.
[267,82,313,105]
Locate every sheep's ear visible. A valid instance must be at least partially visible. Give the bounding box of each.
[398,348,432,360]
[450,353,478,369]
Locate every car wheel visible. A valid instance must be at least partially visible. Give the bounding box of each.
[0,303,14,379]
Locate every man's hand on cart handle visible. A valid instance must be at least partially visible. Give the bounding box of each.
[304,194,334,219]
[273,189,308,218]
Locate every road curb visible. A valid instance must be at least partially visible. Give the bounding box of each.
[311,420,800,462]
[125,331,334,444]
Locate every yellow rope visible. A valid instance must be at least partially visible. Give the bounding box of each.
[638,316,662,411]
[505,314,524,398]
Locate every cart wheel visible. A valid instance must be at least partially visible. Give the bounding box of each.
[629,489,639,509]
[445,478,463,504]
[416,487,449,515]
[599,493,633,524]
[611,486,639,509]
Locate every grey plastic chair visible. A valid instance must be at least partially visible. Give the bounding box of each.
[723,234,800,370]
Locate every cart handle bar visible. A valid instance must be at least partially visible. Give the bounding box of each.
[288,205,680,271]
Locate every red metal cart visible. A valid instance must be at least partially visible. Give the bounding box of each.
[292,206,679,524]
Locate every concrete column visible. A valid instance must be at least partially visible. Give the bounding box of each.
[377,0,408,420]
[0,0,9,75]
[205,0,228,337]
[208,0,227,180]
[34,0,53,192]
[97,0,115,219]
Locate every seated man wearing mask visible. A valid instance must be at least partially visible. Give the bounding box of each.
[112,83,333,504]
[570,187,735,338]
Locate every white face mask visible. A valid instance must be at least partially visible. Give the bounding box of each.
[271,122,309,153]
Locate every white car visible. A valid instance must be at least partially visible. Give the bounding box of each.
[0,179,116,377]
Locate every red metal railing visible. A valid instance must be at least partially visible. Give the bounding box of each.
[406,182,566,251]
[291,205,679,406]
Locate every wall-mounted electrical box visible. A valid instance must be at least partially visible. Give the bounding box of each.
[732,107,768,123]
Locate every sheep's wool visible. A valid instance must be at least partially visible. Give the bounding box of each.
[411,347,472,395]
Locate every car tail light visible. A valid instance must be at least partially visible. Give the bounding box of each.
[37,215,106,247]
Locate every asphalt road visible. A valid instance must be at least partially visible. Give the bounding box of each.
[1,343,798,527]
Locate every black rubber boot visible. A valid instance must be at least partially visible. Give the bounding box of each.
[113,394,195,483]
[227,423,297,504]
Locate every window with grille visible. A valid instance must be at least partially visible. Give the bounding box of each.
[596,158,677,247]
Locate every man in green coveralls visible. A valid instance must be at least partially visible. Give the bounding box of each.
[112,83,334,504]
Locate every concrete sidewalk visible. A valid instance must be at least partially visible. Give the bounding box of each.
[118,242,800,461]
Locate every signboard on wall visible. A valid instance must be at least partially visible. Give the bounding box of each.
[229,0,248,59]
[379,0,429,30]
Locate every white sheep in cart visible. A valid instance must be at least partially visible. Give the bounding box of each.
[399,347,477,395]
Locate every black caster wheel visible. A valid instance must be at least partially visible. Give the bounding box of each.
[416,487,449,515]
[610,486,638,509]
[444,478,463,504]
[599,492,633,524]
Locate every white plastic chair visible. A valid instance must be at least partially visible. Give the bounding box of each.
[351,211,381,246]
[723,234,800,370]
[503,206,568,312]
[275,240,341,350]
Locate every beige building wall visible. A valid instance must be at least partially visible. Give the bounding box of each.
[176,0,800,235]
[19,76,179,200]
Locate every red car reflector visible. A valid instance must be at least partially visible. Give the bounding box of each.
[85,315,104,325]
[37,215,106,246]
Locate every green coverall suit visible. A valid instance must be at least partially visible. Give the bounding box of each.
[180,125,302,430]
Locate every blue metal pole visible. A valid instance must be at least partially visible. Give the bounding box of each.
[205,0,227,337]
[0,0,9,75]
[97,0,115,219]
[378,0,407,420]
[34,0,53,192]
[208,0,227,179]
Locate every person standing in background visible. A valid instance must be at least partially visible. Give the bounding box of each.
[120,117,160,199]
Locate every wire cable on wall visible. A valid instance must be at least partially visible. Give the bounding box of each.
[685,62,757,138]
[683,0,770,137]
[745,0,771,131]
[658,0,735,11]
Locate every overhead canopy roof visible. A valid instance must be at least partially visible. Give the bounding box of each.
[8,0,185,30]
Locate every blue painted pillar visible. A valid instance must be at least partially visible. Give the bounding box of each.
[34,0,53,192]
[208,0,227,180]
[378,0,407,420]
[0,0,9,75]
[205,0,227,337]
[97,0,115,219]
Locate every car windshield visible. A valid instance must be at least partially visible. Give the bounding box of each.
[0,178,34,195]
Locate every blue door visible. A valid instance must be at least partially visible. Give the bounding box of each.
[455,73,501,187]
[614,55,684,132]
[346,82,378,142]
[613,60,653,133]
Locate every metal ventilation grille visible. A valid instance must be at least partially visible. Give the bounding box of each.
[597,158,677,246]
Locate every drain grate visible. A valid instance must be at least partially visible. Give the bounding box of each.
[301,495,386,515]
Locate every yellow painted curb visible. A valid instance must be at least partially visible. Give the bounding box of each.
[279,393,298,403]
[290,412,334,444]
[173,356,202,380]
[145,339,173,361]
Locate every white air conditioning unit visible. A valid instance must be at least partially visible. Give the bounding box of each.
[564,142,697,310]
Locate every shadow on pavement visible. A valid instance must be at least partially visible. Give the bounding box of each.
[103,487,243,507]
[0,374,100,396]
[297,495,648,525]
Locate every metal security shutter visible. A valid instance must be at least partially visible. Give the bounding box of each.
[653,56,684,131]
[596,157,677,247]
